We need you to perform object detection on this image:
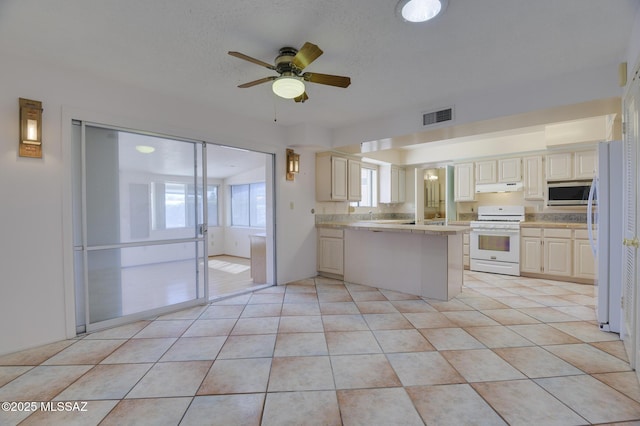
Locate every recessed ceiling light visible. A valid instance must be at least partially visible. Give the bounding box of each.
[396,0,448,23]
[136,145,155,154]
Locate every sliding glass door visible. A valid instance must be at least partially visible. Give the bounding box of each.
[73,122,207,332]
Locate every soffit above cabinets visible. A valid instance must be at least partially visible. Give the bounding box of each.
[545,115,618,148]
[361,98,621,166]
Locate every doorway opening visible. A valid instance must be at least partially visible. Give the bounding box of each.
[204,143,275,300]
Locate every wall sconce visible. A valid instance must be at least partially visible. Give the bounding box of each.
[19,98,43,158]
[286,149,300,181]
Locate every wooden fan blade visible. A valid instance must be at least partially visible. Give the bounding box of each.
[228,51,275,70]
[238,76,275,88]
[292,42,323,70]
[294,92,309,103]
[303,72,351,88]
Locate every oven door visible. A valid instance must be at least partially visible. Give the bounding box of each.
[470,227,520,263]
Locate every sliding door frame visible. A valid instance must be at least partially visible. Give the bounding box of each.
[72,120,209,333]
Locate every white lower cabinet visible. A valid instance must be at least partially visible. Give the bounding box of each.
[544,235,572,277]
[521,232,543,274]
[573,229,597,280]
[520,228,572,278]
[317,228,344,276]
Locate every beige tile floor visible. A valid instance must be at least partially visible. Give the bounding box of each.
[1,271,640,425]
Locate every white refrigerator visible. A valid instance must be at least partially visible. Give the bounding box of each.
[588,140,623,334]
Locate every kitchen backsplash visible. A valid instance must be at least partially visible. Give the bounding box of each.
[315,213,413,224]
[525,213,588,223]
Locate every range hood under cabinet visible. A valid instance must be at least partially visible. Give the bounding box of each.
[475,182,523,193]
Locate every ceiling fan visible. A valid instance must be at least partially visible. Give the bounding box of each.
[228,42,351,103]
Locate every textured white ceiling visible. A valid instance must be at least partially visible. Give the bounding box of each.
[0,0,637,130]
[117,131,268,179]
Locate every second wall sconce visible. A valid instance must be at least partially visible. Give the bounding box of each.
[286,149,300,181]
[19,98,43,158]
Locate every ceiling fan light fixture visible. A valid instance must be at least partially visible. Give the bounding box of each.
[397,0,448,23]
[272,75,305,99]
[135,145,155,154]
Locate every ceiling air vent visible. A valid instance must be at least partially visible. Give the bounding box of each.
[422,107,453,127]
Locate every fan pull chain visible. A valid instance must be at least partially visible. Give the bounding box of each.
[273,95,278,122]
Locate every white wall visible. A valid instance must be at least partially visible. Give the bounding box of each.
[626,5,640,80]
[0,53,322,356]
[276,147,318,284]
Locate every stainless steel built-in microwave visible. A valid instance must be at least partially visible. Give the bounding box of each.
[547,181,593,206]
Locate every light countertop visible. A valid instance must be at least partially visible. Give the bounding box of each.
[316,221,469,235]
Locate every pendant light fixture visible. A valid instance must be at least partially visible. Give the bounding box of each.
[396,0,448,23]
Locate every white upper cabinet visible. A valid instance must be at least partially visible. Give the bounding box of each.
[523,155,545,200]
[475,160,497,185]
[316,153,361,202]
[475,157,521,185]
[546,150,596,181]
[545,152,573,180]
[348,159,362,201]
[454,163,475,201]
[397,167,406,203]
[331,156,348,201]
[498,157,522,182]
[574,150,598,179]
[380,164,405,204]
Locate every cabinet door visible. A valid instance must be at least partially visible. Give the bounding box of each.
[475,160,497,184]
[318,237,344,275]
[347,159,362,201]
[498,158,522,182]
[397,167,406,203]
[521,237,542,273]
[573,239,596,279]
[523,155,545,200]
[544,238,572,276]
[454,163,475,201]
[379,164,402,204]
[546,153,573,180]
[463,231,470,268]
[391,167,400,203]
[331,156,348,201]
[574,150,597,179]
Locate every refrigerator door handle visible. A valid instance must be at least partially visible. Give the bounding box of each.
[587,177,597,257]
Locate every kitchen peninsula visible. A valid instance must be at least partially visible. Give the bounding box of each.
[317,221,469,301]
